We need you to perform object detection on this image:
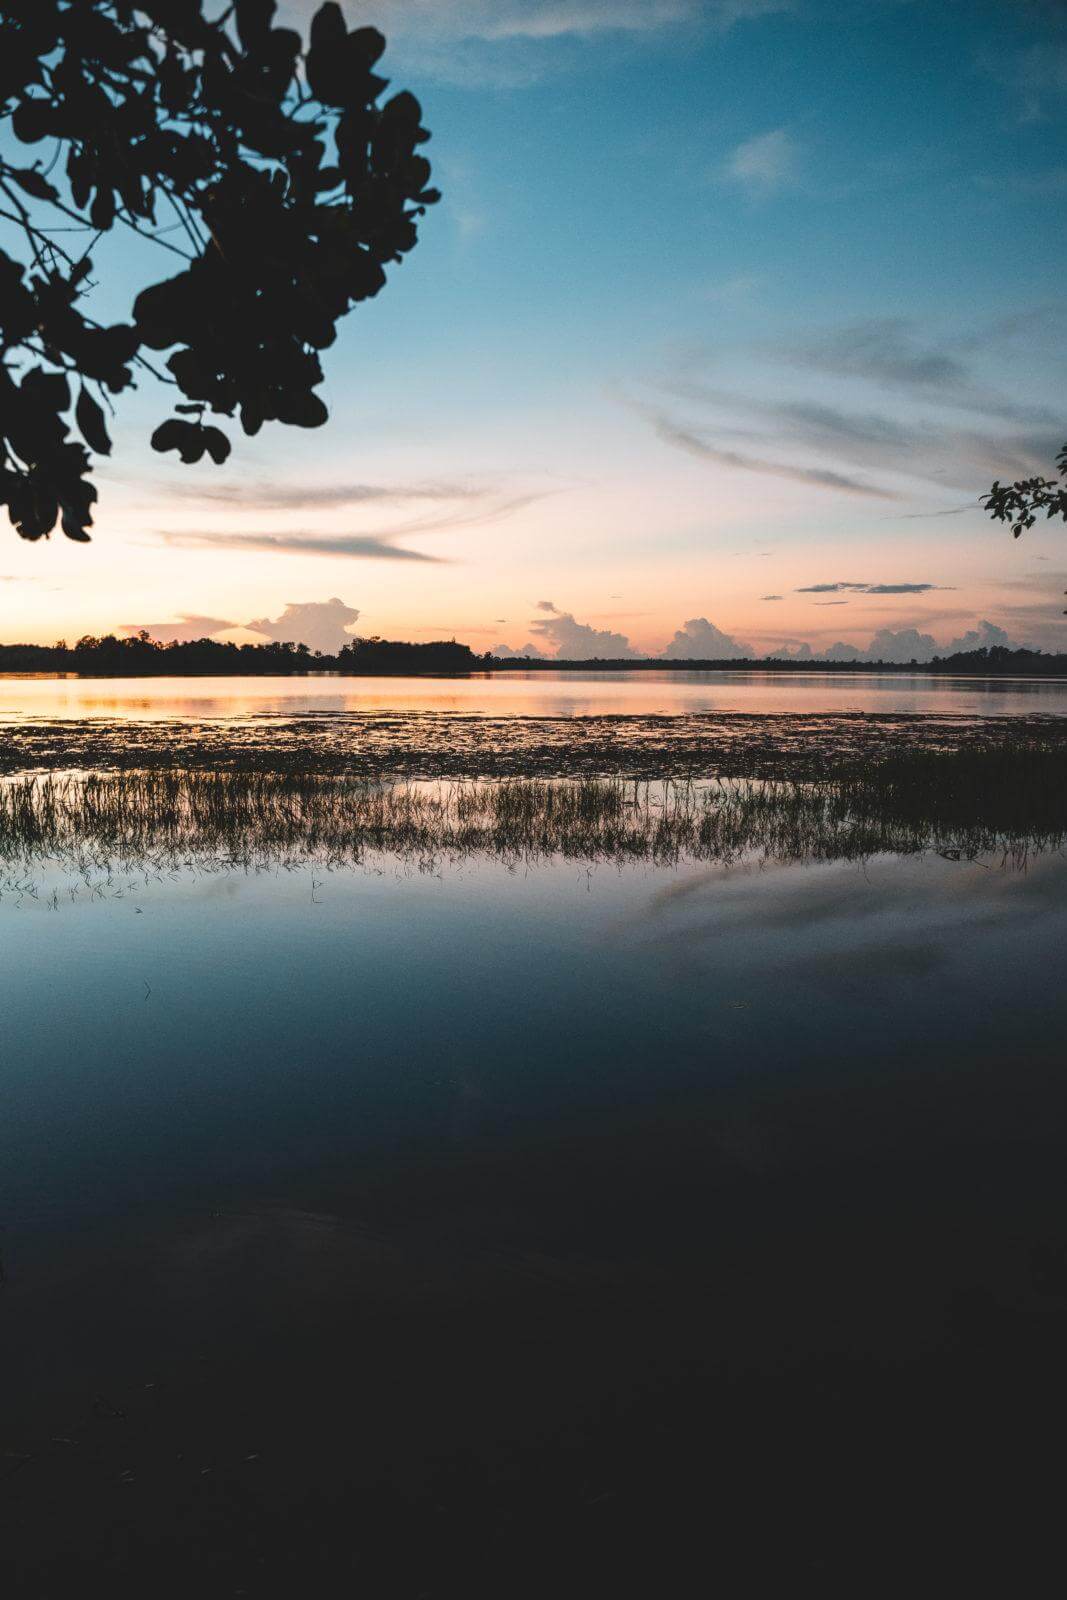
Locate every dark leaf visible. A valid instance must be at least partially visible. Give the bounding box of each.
[310,2,346,53]
[90,184,116,230]
[20,366,70,414]
[200,424,231,464]
[151,417,206,463]
[348,27,386,68]
[235,0,276,50]
[11,98,53,144]
[276,390,328,428]
[8,166,58,201]
[76,388,112,456]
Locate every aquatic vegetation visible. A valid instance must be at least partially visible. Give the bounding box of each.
[0,744,1063,896]
[3,709,1066,783]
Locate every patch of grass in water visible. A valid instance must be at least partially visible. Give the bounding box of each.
[0,745,1063,893]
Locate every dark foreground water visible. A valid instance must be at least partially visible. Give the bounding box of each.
[4,830,1067,1593]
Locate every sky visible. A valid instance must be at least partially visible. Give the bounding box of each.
[2,0,1066,658]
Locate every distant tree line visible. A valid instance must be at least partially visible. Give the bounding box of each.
[487,646,1067,676]
[0,631,488,675]
[1,635,1064,677]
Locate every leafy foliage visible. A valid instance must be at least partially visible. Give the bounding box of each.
[0,0,438,541]
[983,443,1067,539]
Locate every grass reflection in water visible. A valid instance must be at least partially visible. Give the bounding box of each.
[1,742,1064,896]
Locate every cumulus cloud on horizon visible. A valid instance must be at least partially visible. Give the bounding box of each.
[491,639,547,658]
[528,600,646,659]
[245,599,362,654]
[766,618,1033,664]
[121,614,236,644]
[495,605,757,661]
[660,616,753,659]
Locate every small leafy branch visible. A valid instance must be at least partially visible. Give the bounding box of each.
[0,0,439,542]
[983,443,1067,538]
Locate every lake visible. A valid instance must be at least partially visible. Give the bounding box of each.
[3,682,1066,1592]
[3,666,1067,720]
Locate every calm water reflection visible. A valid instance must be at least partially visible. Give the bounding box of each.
[4,846,1065,1239]
[2,668,1067,720]
[6,815,1067,1590]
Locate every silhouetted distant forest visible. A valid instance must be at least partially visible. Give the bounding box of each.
[489,647,1067,676]
[0,633,487,676]
[0,635,1064,677]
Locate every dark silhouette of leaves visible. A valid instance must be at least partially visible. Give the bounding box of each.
[983,445,1067,613]
[151,417,231,464]
[7,168,58,202]
[0,0,438,542]
[75,387,111,456]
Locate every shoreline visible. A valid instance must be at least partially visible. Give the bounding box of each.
[3,662,1067,680]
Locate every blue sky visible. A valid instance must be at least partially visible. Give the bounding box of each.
[3,0,1066,656]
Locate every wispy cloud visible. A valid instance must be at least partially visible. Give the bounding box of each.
[651,412,901,498]
[779,318,1059,427]
[634,307,1064,506]
[155,491,547,563]
[286,0,791,44]
[721,127,799,196]
[281,0,791,86]
[869,582,954,595]
[760,594,782,601]
[160,532,445,563]
[795,581,954,595]
[897,503,977,519]
[993,34,1067,124]
[170,481,486,510]
[785,318,970,396]
[340,492,549,542]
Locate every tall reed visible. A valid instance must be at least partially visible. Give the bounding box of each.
[1,747,1063,879]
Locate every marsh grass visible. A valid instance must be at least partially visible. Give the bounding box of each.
[1,743,1063,892]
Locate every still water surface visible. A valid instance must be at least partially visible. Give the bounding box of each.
[3,668,1067,720]
[4,845,1065,1240]
[5,804,1067,1586]
[4,697,1066,1586]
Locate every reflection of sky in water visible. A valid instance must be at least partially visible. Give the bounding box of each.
[2,670,1067,721]
[4,849,1065,1242]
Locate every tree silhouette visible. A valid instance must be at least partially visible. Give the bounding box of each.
[983,444,1067,539]
[0,1,438,542]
